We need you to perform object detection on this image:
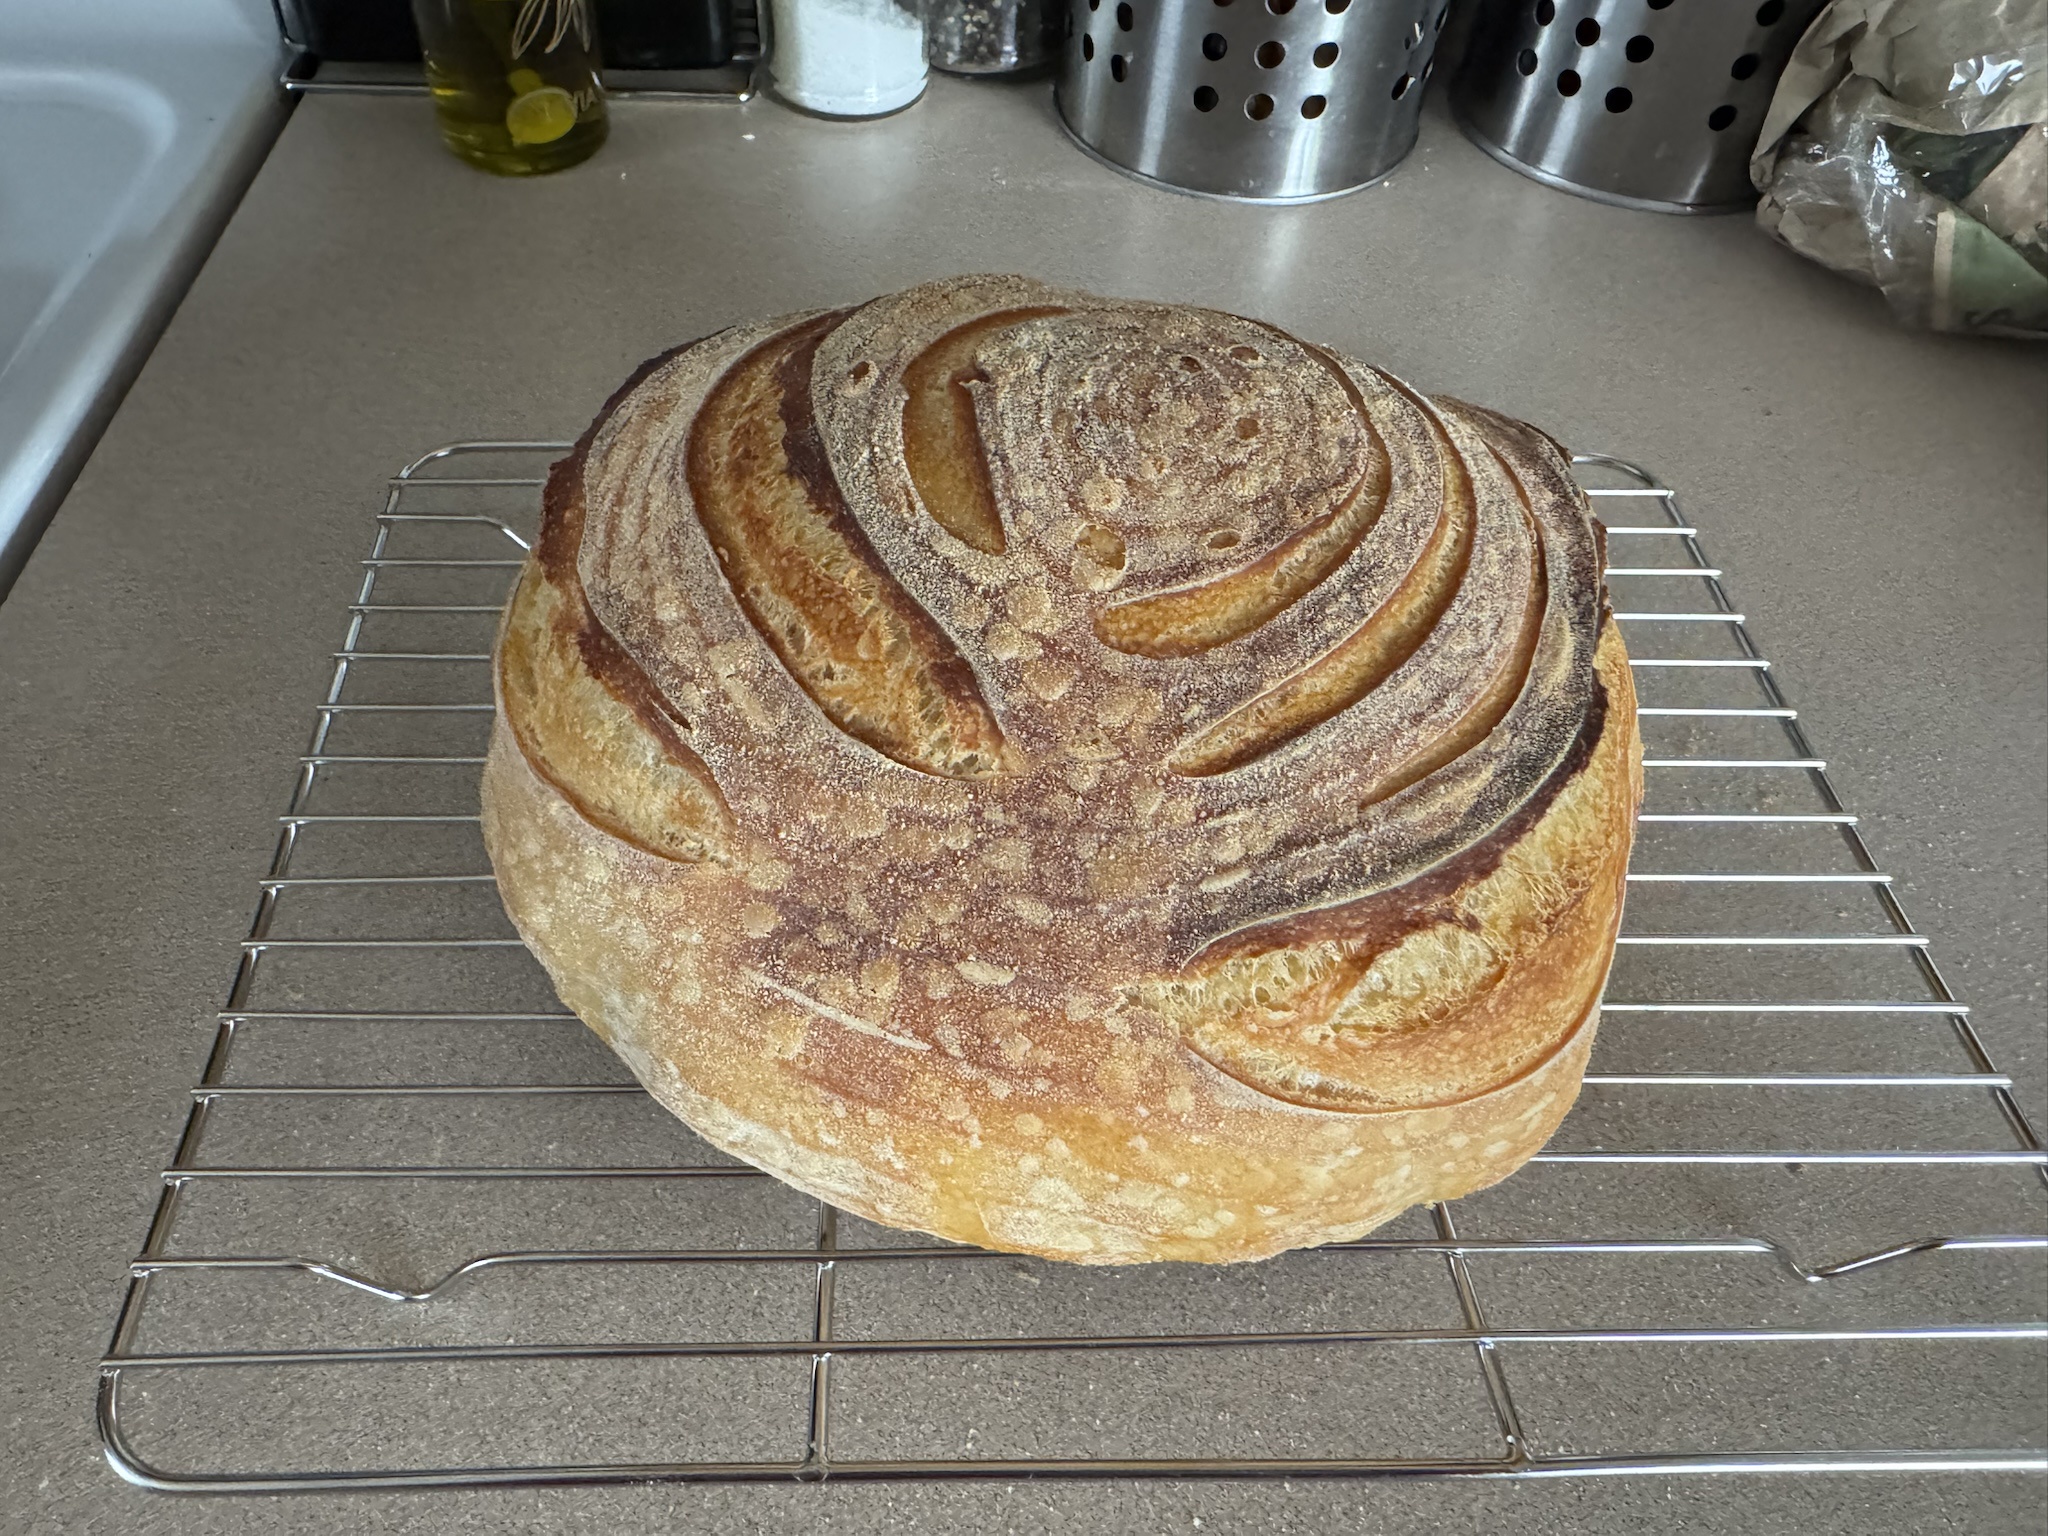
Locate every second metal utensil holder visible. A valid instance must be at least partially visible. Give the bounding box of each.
[1451,0,1829,213]
[1057,0,1451,202]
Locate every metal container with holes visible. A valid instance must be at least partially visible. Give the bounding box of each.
[1056,0,1453,202]
[1450,0,1829,213]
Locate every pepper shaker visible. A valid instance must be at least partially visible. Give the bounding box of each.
[926,0,1060,75]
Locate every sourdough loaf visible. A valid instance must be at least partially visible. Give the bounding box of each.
[481,276,1641,1264]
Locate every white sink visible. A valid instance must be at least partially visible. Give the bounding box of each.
[0,66,173,380]
[0,0,285,595]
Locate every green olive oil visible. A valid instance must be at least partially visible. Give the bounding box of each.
[415,0,608,175]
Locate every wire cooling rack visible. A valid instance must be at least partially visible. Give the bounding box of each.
[98,442,2048,1491]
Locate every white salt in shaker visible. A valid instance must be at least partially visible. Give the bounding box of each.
[767,0,928,118]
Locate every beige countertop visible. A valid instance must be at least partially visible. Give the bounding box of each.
[1,77,2042,1533]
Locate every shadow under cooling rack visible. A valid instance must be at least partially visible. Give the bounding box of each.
[98,442,2048,1491]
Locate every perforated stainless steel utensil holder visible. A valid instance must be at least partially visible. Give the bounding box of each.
[1452,0,1827,212]
[1056,0,1452,202]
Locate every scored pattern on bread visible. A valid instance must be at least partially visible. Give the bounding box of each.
[1088,342,1390,659]
[685,310,1007,780]
[483,277,1642,1264]
[498,362,735,864]
[1162,375,1476,777]
[900,305,1069,556]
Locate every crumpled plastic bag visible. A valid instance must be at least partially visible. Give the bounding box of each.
[1750,0,2048,336]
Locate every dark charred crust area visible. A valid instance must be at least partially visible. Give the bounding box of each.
[536,335,707,584]
[1185,671,1611,972]
[526,337,726,789]
[533,449,588,586]
[572,620,701,763]
[769,312,852,479]
[1590,517,1611,622]
[1439,394,1612,618]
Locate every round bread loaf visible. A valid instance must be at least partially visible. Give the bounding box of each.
[482,276,1641,1264]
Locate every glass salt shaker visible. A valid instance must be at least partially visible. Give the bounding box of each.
[926,0,1059,76]
[767,0,929,117]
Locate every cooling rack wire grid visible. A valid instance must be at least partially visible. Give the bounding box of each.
[98,442,2047,1490]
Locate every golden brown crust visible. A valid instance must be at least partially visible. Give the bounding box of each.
[482,278,1642,1264]
[900,305,1070,555]
[500,415,731,864]
[684,311,1007,780]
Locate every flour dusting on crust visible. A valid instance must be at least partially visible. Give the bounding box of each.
[481,277,1643,1264]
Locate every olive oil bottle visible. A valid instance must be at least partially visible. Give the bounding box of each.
[413,0,609,175]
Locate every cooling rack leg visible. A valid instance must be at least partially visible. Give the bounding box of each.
[802,1203,839,1481]
[96,1369,159,1489]
[1433,1204,1531,1469]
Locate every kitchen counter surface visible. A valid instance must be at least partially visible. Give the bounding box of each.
[2,79,2043,1534]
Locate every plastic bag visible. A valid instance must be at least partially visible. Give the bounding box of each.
[1750,0,2048,336]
